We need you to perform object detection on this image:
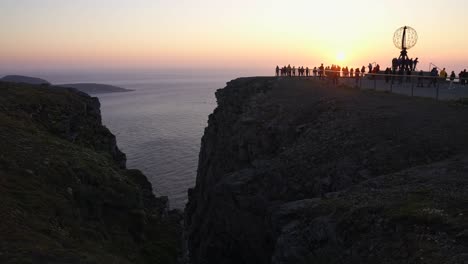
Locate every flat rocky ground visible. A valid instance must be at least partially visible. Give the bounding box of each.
[337,76,468,100]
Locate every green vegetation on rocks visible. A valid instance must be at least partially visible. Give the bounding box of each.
[0,81,181,264]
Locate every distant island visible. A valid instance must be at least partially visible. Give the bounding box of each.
[0,75,50,85]
[56,83,134,94]
[0,75,133,94]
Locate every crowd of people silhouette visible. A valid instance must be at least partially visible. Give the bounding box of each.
[391,57,419,71]
[275,63,381,78]
[459,69,468,85]
[275,63,468,86]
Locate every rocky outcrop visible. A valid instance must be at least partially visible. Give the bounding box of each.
[0,75,133,95]
[0,81,126,168]
[56,83,133,94]
[186,77,468,263]
[0,81,181,264]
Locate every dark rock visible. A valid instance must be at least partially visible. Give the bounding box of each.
[186,77,468,264]
[0,82,126,168]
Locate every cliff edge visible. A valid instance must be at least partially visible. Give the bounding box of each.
[186,77,468,264]
[0,81,181,263]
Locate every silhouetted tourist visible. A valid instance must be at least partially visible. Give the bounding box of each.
[417,70,424,87]
[306,67,310,77]
[343,66,348,77]
[313,67,318,77]
[430,67,438,87]
[384,67,391,83]
[319,64,324,79]
[413,57,419,71]
[450,71,456,81]
[460,69,467,85]
[459,70,464,85]
[361,66,365,76]
[449,71,456,89]
[275,65,280,77]
[375,64,380,73]
[368,63,373,74]
[440,68,447,79]
[392,58,398,71]
[464,69,468,85]
[355,68,360,86]
[330,65,338,86]
[406,68,412,82]
[401,58,406,70]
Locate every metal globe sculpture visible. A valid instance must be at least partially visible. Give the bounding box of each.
[391,26,418,71]
[393,26,418,50]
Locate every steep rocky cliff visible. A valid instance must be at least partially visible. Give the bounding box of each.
[186,77,468,264]
[0,82,181,263]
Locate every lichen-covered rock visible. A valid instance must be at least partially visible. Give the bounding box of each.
[186,77,468,264]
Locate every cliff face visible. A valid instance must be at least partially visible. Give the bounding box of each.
[0,81,126,168]
[0,82,181,264]
[186,77,468,264]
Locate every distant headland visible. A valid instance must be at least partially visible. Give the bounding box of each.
[0,75,133,94]
[0,75,50,85]
[56,83,133,94]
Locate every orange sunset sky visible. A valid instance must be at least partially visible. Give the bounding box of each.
[2,0,468,74]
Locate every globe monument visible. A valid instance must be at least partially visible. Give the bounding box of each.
[392,26,418,71]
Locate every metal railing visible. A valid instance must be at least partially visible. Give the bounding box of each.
[278,71,468,101]
[340,72,468,100]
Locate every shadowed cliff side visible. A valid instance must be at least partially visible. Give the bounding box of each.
[0,81,181,264]
[186,77,468,264]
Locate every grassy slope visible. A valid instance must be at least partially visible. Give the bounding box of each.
[0,82,180,264]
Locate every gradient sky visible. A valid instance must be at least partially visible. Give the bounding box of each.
[1,0,468,74]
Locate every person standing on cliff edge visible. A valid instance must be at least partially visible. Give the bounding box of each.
[413,57,419,71]
[355,68,360,87]
[319,64,324,79]
[449,71,456,89]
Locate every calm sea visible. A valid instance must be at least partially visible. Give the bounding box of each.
[99,75,230,209]
[43,71,240,209]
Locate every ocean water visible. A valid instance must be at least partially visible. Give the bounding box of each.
[94,75,229,209]
[31,70,267,209]
[42,71,237,209]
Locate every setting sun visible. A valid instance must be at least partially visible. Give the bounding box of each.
[336,51,346,62]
